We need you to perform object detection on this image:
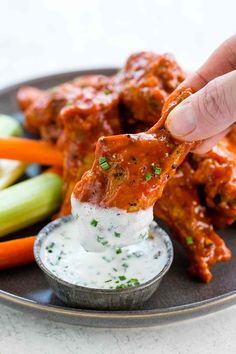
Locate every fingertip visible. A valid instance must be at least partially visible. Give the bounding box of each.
[166,102,197,138]
[191,127,231,154]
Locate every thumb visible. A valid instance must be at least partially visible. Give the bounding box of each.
[166,70,236,141]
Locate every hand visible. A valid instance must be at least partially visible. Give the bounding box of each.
[166,35,236,153]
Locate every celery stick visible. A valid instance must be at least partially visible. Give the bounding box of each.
[0,114,23,137]
[0,114,27,190]
[0,172,62,237]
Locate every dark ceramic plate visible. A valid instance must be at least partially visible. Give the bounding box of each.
[0,69,236,328]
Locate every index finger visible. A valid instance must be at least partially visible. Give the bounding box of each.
[182,34,236,91]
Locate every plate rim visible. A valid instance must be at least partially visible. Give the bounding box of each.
[1,287,236,322]
[0,69,236,327]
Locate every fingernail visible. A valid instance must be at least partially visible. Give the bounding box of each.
[166,103,197,137]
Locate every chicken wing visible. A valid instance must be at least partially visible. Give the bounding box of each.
[117,52,185,125]
[154,162,231,282]
[73,88,194,210]
[18,75,121,215]
[17,75,116,143]
[192,130,236,228]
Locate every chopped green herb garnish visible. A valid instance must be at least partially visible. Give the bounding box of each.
[116,284,127,289]
[99,156,110,170]
[46,242,55,253]
[122,262,128,269]
[115,247,122,254]
[90,219,98,227]
[114,231,121,238]
[127,278,140,286]
[105,279,112,283]
[101,240,108,246]
[99,156,107,164]
[118,275,126,281]
[113,267,118,272]
[153,166,161,175]
[145,173,152,181]
[128,278,139,283]
[97,235,108,246]
[133,251,143,258]
[97,235,103,243]
[186,236,194,245]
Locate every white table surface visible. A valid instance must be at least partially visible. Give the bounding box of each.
[0,0,236,353]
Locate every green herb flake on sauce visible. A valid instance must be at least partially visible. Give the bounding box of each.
[186,236,194,245]
[99,156,110,171]
[145,173,152,181]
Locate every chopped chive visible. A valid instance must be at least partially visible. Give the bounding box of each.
[115,247,122,254]
[186,236,194,245]
[99,156,107,164]
[101,240,108,246]
[114,231,121,238]
[113,267,118,272]
[116,284,127,289]
[97,235,108,246]
[101,162,110,170]
[46,242,55,252]
[90,219,98,227]
[133,251,143,258]
[118,275,126,281]
[153,166,161,175]
[127,278,140,286]
[105,279,112,283]
[97,235,104,243]
[128,278,139,283]
[99,156,110,170]
[122,262,128,269]
[145,173,152,181]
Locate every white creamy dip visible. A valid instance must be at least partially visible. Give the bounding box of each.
[41,219,168,289]
[71,195,153,252]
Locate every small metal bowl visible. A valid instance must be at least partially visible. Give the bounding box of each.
[34,216,173,310]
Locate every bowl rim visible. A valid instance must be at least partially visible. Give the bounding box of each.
[34,215,174,294]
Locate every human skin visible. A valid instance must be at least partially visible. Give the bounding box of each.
[166,35,236,153]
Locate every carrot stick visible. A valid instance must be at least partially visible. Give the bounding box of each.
[0,236,36,269]
[0,137,63,166]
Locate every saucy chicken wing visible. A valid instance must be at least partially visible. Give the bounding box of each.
[18,75,121,215]
[73,88,194,210]
[57,87,121,215]
[154,162,231,282]
[17,75,116,143]
[117,52,185,125]
[192,131,236,228]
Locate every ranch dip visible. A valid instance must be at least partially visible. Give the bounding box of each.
[71,195,153,252]
[41,218,168,289]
